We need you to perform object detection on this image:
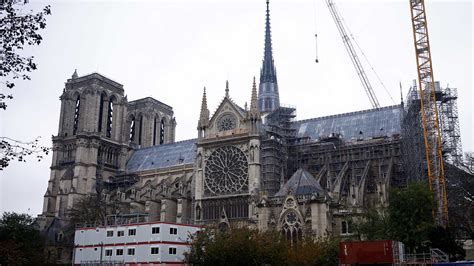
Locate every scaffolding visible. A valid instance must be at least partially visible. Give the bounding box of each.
[439,86,462,165]
[402,81,428,182]
[260,107,297,196]
[403,81,463,174]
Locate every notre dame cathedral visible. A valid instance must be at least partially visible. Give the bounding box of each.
[39,1,407,262]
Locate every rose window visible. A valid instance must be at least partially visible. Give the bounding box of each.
[217,113,237,131]
[204,146,248,196]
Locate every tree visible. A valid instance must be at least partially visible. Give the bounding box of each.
[353,205,390,241]
[355,181,465,260]
[0,0,51,170]
[0,212,45,265]
[184,226,339,266]
[445,161,474,240]
[388,182,435,252]
[286,235,340,266]
[0,136,50,170]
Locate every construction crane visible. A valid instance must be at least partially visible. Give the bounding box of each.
[409,0,448,227]
[326,0,380,109]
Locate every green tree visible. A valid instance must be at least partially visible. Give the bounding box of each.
[287,236,339,266]
[0,212,45,265]
[185,226,339,266]
[388,182,435,252]
[185,227,285,265]
[354,206,390,240]
[355,181,465,260]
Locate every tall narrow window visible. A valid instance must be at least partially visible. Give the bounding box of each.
[98,94,105,132]
[138,115,143,145]
[129,116,135,142]
[73,95,80,135]
[153,116,158,146]
[106,97,114,138]
[160,119,165,144]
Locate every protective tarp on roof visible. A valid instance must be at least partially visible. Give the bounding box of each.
[292,105,402,141]
[126,139,196,173]
[275,168,325,197]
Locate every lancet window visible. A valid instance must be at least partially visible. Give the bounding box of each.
[106,96,115,138]
[98,93,105,132]
[159,118,165,144]
[129,116,136,142]
[281,210,303,243]
[73,95,80,135]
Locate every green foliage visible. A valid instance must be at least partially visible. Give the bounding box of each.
[355,181,465,260]
[388,181,435,252]
[0,212,45,265]
[287,236,340,266]
[354,206,390,240]
[184,226,339,266]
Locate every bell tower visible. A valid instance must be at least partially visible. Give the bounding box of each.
[41,71,129,222]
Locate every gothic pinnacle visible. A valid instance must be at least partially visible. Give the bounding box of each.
[198,87,209,128]
[72,69,78,79]
[250,76,258,112]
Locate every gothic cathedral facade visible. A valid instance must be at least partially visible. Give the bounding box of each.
[39,1,405,262]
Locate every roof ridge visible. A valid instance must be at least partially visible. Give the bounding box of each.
[67,72,124,88]
[293,104,402,124]
[133,138,197,152]
[128,97,173,110]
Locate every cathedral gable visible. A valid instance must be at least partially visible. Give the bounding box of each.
[209,97,245,133]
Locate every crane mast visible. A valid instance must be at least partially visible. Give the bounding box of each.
[409,0,448,226]
[326,0,380,109]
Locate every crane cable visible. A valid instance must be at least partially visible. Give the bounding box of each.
[313,0,319,63]
[338,12,396,104]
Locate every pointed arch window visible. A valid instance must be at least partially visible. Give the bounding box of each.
[98,93,105,132]
[138,114,143,145]
[281,210,303,244]
[73,95,80,135]
[153,116,158,146]
[106,96,115,138]
[159,118,165,144]
[129,116,136,142]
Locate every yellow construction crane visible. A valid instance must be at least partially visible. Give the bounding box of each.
[408,0,448,227]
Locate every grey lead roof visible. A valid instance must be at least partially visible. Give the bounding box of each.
[126,139,196,173]
[275,168,325,197]
[292,105,403,141]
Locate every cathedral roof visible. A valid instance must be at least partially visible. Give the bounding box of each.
[292,104,402,141]
[126,139,196,173]
[275,168,325,197]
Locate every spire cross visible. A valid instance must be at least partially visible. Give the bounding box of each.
[225,80,229,97]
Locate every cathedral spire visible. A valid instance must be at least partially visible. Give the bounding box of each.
[198,87,209,129]
[261,0,276,83]
[259,0,280,113]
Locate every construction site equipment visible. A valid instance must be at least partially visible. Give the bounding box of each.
[339,240,405,265]
[339,240,450,265]
[408,0,448,226]
[326,0,380,109]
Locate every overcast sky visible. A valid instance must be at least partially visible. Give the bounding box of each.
[0,0,472,216]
